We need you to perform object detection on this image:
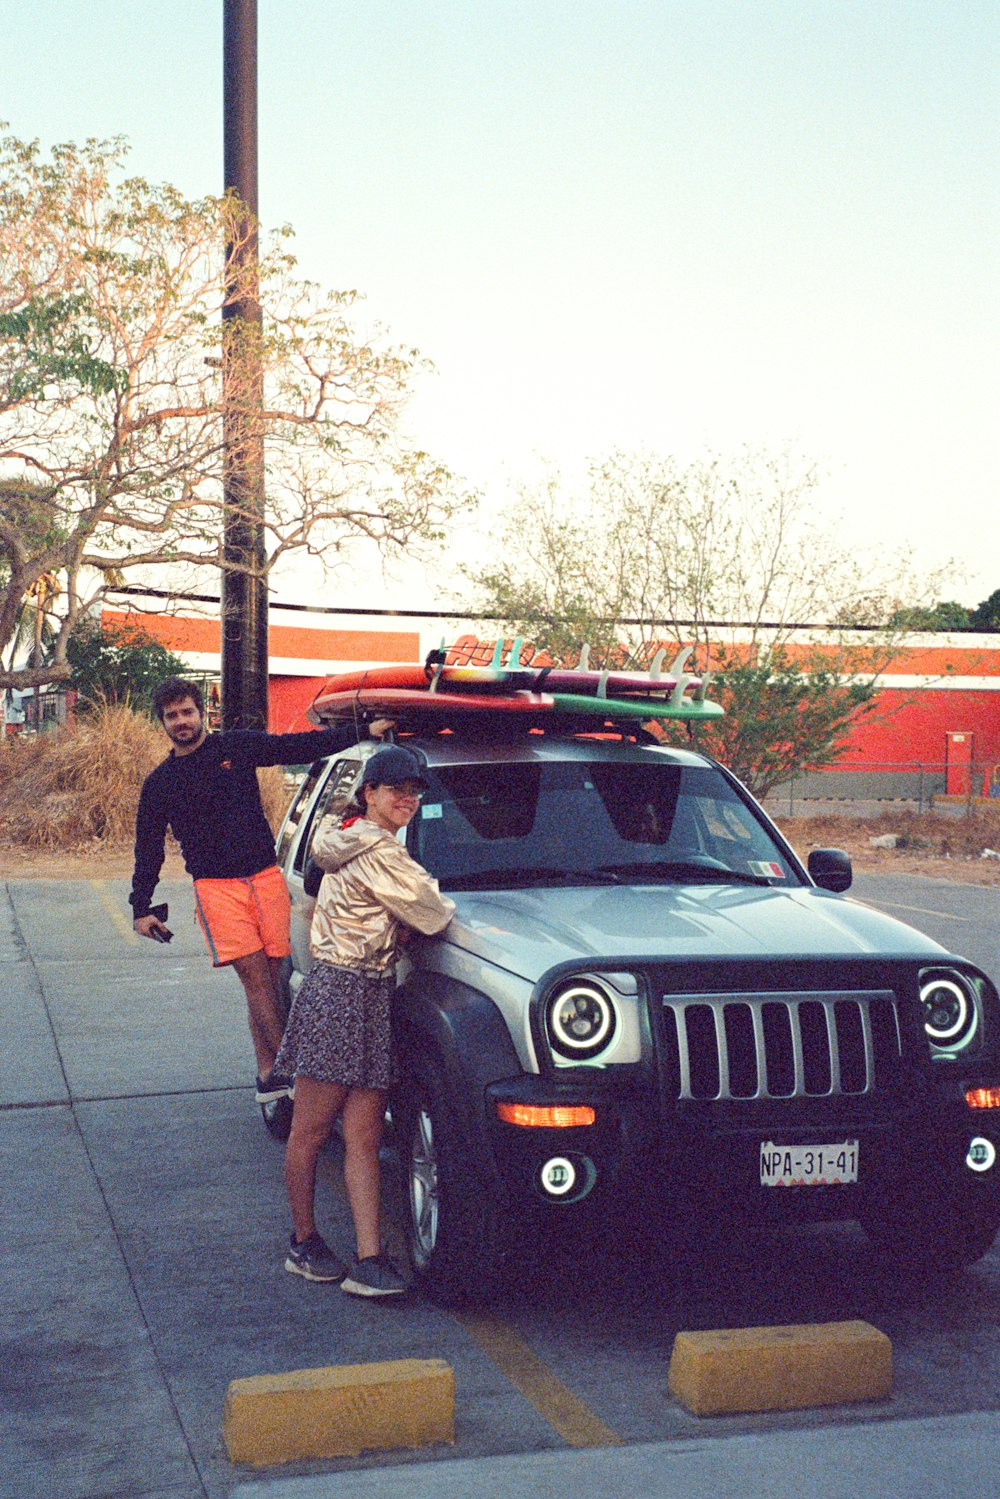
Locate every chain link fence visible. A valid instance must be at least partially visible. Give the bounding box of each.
[764,761,1000,818]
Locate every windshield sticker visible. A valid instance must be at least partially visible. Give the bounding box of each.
[749,860,785,879]
[421,804,444,820]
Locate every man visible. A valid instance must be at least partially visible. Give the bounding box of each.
[129,676,371,1103]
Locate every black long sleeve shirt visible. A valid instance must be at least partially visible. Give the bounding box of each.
[129,725,355,919]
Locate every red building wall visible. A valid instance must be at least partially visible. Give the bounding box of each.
[838,688,1000,767]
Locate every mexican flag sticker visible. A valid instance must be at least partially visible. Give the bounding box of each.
[749,860,785,879]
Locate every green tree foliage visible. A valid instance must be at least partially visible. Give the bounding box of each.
[888,600,971,631]
[65,617,187,713]
[969,589,1000,632]
[470,451,948,797]
[0,130,469,692]
[696,652,878,798]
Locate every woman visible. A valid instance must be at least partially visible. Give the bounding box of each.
[275,744,455,1297]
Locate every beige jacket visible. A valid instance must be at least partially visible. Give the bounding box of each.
[309,815,455,972]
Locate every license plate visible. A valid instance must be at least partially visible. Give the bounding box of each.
[760,1140,859,1187]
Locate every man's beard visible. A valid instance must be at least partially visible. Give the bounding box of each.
[167,722,201,745]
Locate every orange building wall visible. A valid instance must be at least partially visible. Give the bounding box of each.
[101,609,420,666]
[101,609,1000,763]
[269,676,329,733]
[837,688,1000,767]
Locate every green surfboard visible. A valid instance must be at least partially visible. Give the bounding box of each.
[550,692,723,722]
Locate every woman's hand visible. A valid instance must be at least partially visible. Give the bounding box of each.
[369,718,395,739]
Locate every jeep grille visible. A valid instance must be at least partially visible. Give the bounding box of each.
[663,990,901,1101]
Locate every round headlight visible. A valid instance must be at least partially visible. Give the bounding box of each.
[547,979,617,1061]
[919,970,978,1051]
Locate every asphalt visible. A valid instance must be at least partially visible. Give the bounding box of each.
[3,872,1000,1499]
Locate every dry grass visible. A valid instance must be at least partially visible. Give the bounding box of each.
[257,764,295,833]
[774,806,1000,888]
[776,806,1000,860]
[0,708,294,852]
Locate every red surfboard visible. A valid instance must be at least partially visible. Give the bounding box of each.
[309,684,556,726]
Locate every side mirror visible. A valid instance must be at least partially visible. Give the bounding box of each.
[807,847,852,893]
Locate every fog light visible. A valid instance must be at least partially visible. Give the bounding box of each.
[496,1102,596,1128]
[539,1157,576,1196]
[966,1137,997,1173]
[535,1152,596,1203]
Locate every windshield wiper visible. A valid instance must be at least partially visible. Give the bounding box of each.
[442,865,622,891]
[595,859,775,887]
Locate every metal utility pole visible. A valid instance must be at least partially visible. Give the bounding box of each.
[221,0,269,731]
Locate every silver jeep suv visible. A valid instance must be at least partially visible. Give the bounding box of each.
[275,728,1000,1301]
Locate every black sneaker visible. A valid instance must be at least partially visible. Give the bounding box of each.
[340,1252,407,1298]
[255,1069,294,1103]
[284,1232,346,1283]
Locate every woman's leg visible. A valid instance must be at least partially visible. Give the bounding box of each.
[285,1075,348,1242]
[341,1088,388,1260]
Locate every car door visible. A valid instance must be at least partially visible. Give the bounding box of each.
[283,753,363,989]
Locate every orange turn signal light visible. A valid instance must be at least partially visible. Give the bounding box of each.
[966,1086,1000,1110]
[496,1102,596,1128]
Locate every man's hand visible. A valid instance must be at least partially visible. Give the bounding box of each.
[134,914,173,943]
[370,718,395,739]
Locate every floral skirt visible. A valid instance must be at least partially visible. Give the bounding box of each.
[274,962,396,1091]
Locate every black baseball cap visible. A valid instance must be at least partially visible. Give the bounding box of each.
[360,745,429,790]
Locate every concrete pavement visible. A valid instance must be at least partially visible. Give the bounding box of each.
[3,872,1000,1499]
[233,1411,1000,1498]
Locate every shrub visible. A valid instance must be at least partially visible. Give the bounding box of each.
[0,706,294,849]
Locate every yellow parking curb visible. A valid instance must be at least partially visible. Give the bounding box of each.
[668,1320,892,1416]
[223,1357,455,1466]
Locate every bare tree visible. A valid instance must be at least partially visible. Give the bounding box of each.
[469,450,953,795]
[0,130,469,690]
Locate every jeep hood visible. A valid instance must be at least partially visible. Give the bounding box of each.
[441,883,947,980]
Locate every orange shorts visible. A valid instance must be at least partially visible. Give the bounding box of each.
[193,865,292,967]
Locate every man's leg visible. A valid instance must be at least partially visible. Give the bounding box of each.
[231,948,286,1076]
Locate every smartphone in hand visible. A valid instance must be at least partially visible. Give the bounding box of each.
[148,903,174,943]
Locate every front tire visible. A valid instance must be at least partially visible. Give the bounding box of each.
[397,1065,506,1303]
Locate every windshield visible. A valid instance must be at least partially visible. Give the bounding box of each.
[411,759,799,891]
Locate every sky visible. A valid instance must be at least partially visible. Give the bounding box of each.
[5,1,998,613]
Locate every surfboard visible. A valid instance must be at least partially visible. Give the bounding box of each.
[308,676,722,730]
[426,644,709,700]
[549,692,723,722]
[309,685,557,726]
[308,640,722,729]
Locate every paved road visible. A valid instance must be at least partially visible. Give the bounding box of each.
[2,871,999,1499]
[851,870,1000,977]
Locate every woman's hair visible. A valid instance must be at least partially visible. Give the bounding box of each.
[342,778,374,822]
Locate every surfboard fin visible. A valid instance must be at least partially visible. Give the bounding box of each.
[667,646,693,679]
[648,647,667,681]
[578,643,591,671]
[670,674,694,708]
[693,670,712,703]
[490,639,504,668]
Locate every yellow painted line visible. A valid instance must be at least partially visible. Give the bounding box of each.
[91,879,140,945]
[457,1311,621,1448]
